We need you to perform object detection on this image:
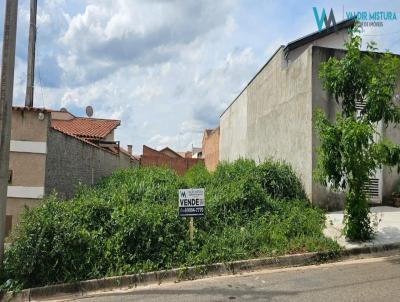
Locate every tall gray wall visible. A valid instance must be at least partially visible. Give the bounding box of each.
[220,46,314,198]
[381,79,400,201]
[45,129,136,199]
[312,46,400,209]
[311,47,346,210]
[220,42,400,210]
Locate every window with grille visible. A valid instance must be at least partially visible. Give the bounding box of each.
[355,99,366,111]
[364,178,380,199]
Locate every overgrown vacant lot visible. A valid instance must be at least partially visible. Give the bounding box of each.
[1,159,339,291]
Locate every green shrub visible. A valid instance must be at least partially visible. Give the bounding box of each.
[201,159,271,229]
[257,159,307,200]
[105,202,188,274]
[183,163,212,189]
[4,196,109,288]
[2,159,337,291]
[89,167,182,205]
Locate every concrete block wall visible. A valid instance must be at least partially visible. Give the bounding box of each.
[45,129,136,199]
[311,47,346,210]
[311,46,400,209]
[220,46,314,199]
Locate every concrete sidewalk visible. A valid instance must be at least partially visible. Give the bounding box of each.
[324,206,400,249]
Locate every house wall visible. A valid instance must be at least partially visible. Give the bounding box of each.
[141,145,204,175]
[11,109,49,141]
[286,28,349,63]
[51,111,74,121]
[382,78,400,201]
[6,198,42,230]
[311,47,400,209]
[220,46,314,198]
[44,129,135,199]
[311,47,346,210]
[160,149,181,158]
[104,131,115,141]
[202,128,220,172]
[6,110,50,235]
[220,86,248,161]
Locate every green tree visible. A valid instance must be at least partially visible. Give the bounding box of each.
[315,28,400,241]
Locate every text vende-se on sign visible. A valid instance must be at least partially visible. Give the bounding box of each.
[179,188,205,217]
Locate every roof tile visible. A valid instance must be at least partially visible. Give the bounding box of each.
[51,117,120,139]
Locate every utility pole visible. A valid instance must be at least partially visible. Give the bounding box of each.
[0,0,19,265]
[25,0,37,107]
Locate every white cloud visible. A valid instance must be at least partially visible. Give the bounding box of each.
[7,0,399,155]
[58,0,237,85]
[29,0,260,152]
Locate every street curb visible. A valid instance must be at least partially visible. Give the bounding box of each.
[4,242,400,302]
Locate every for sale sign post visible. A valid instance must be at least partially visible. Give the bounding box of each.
[178,188,205,217]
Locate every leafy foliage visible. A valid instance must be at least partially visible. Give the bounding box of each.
[315,26,400,241]
[257,159,308,200]
[2,161,338,290]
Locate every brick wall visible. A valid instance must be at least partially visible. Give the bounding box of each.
[141,145,204,175]
[202,127,220,171]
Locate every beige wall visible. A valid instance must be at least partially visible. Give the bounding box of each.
[7,109,50,235]
[9,153,46,187]
[6,198,42,236]
[51,111,74,120]
[104,131,115,141]
[220,46,314,198]
[11,109,50,141]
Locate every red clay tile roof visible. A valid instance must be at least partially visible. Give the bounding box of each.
[51,117,120,139]
[51,127,102,149]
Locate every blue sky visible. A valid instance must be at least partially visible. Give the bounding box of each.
[1,0,400,154]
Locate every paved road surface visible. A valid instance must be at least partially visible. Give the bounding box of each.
[58,254,400,302]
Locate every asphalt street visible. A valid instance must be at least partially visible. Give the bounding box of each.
[56,253,400,302]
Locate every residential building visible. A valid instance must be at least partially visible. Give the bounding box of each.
[140,145,203,175]
[202,127,220,172]
[218,18,400,210]
[6,106,138,235]
[191,147,203,159]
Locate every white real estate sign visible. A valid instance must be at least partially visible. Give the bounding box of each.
[179,188,205,217]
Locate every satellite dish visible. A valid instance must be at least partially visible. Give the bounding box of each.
[60,107,68,112]
[86,105,94,117]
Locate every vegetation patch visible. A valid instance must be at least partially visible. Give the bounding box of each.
[1,159,339,292]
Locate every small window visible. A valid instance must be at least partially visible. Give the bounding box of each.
[8,170,12,184]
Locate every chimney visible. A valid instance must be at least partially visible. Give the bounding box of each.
[127,145,132,155]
